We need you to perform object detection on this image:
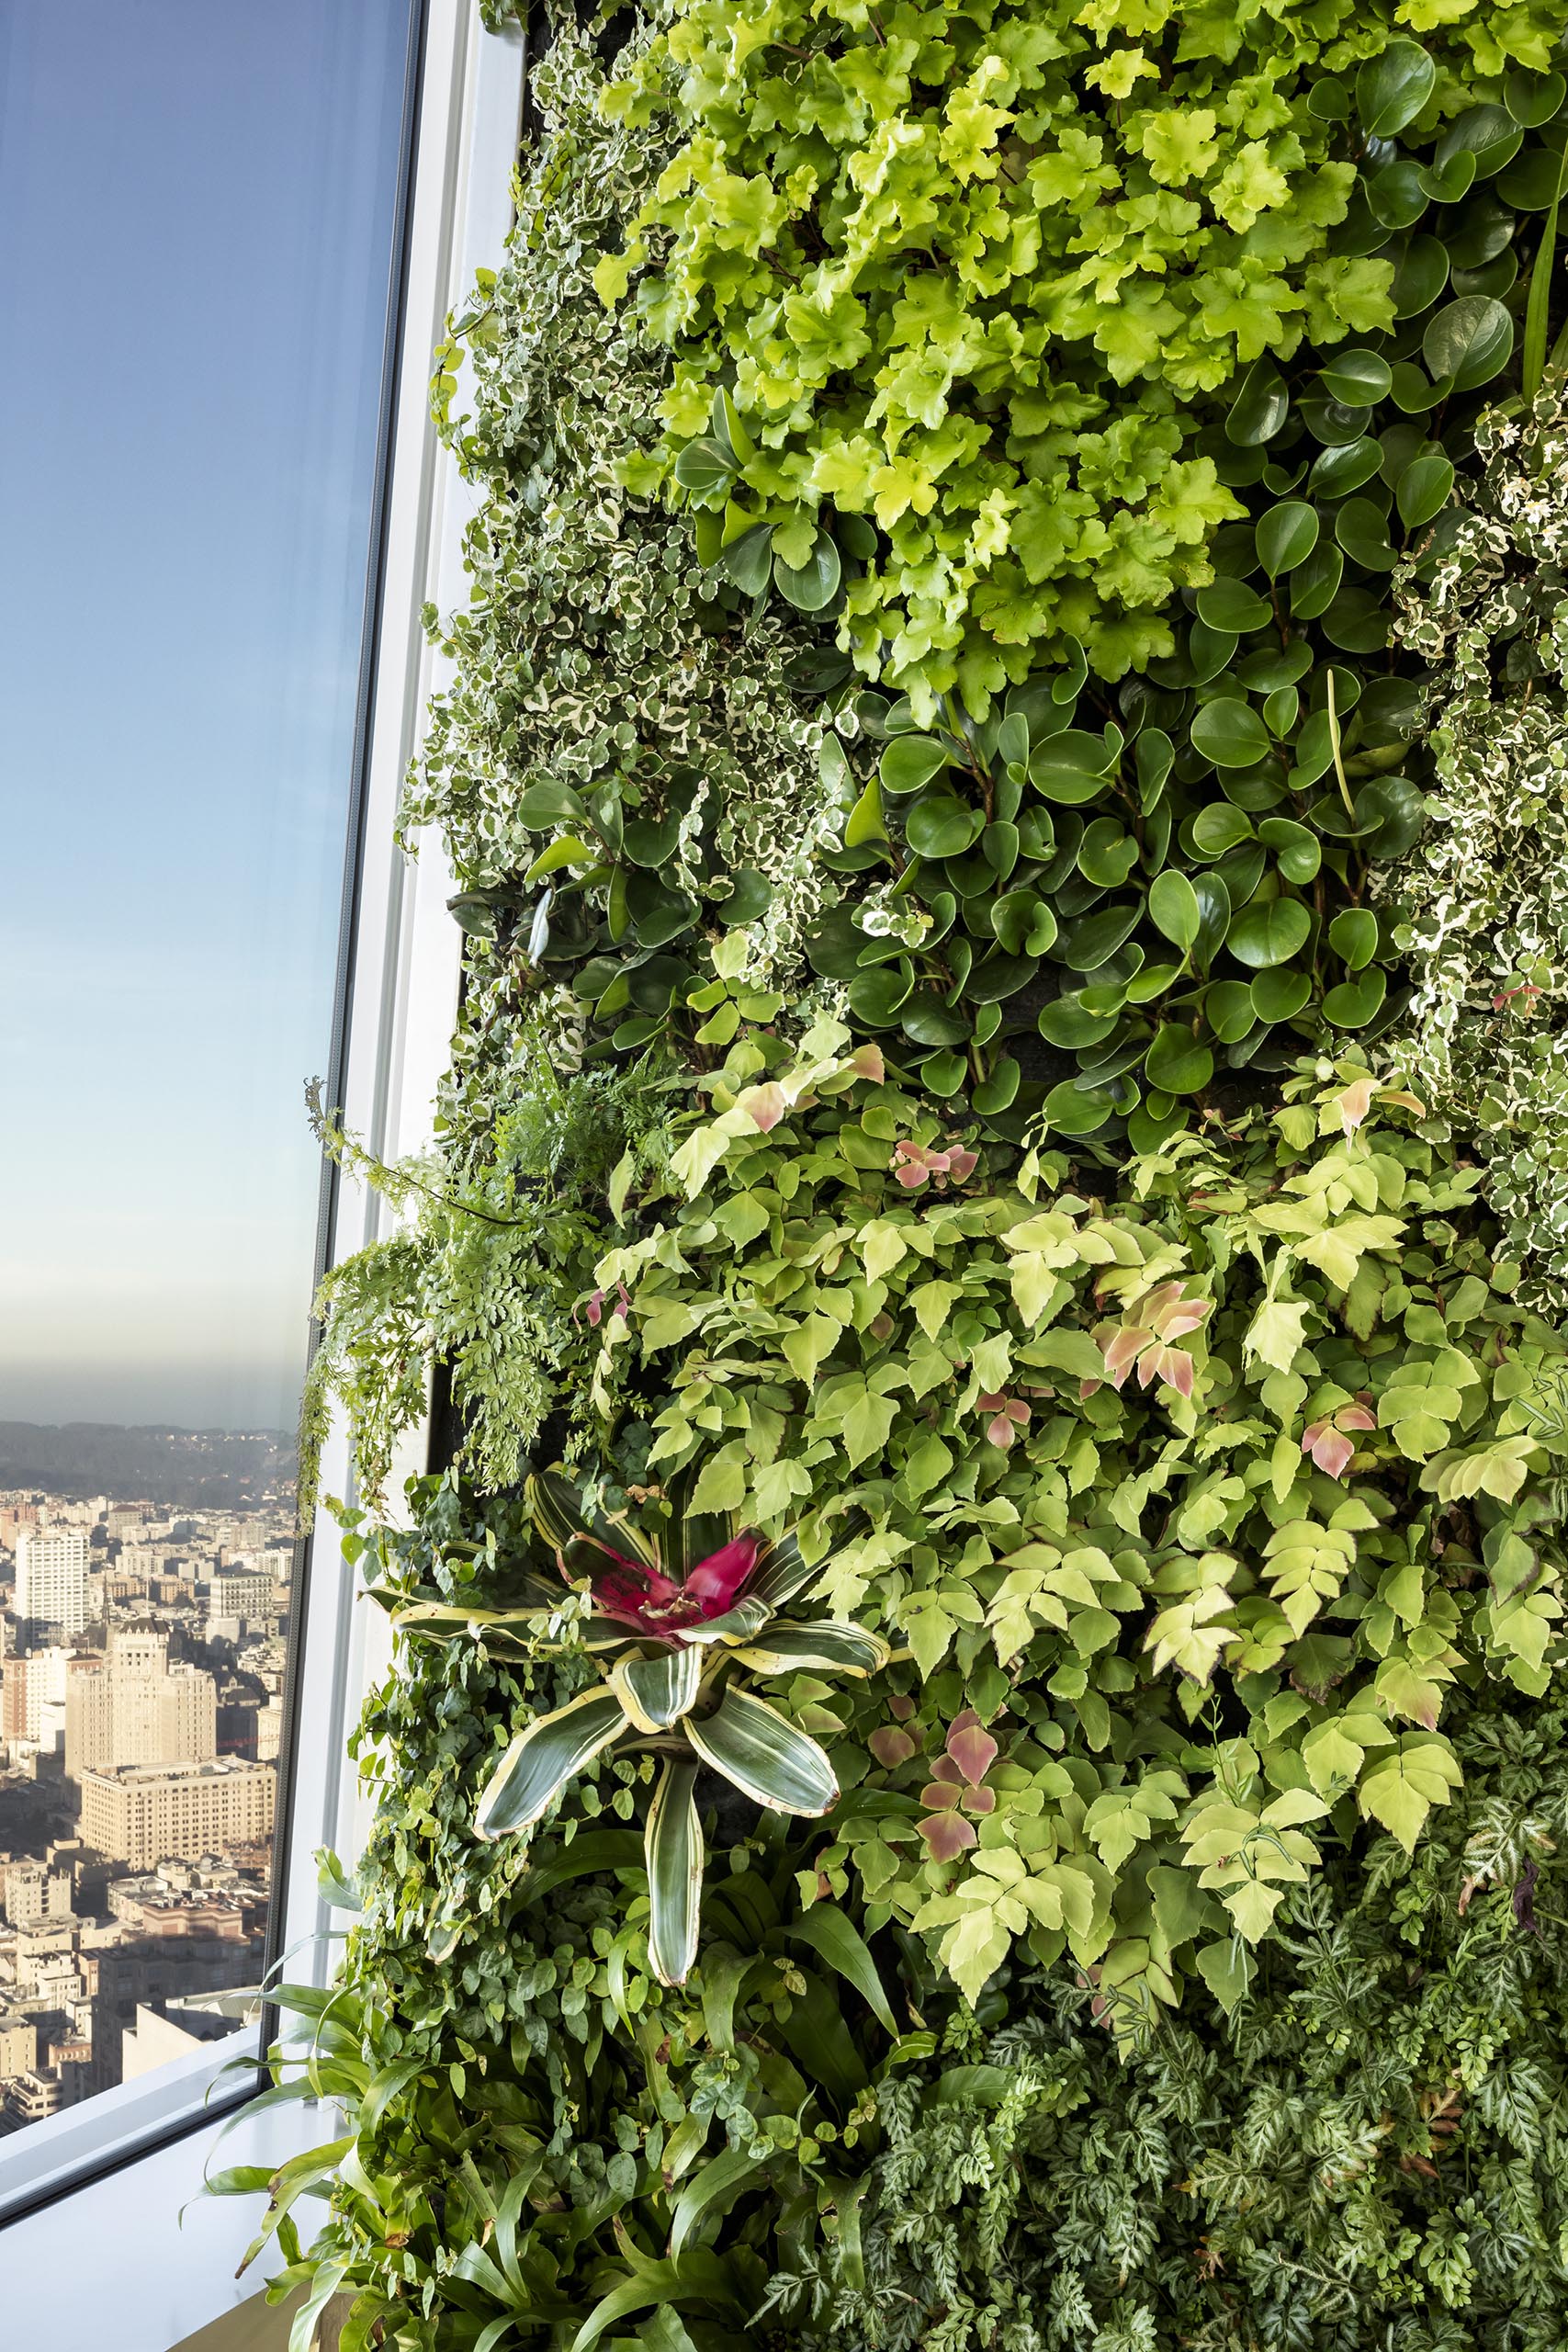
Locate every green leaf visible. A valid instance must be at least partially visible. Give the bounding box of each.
[1225,361,1289,446]
[669,2146,766,2260]
[904,797,985,858]
[1145,1024,1213,1095]
[1327,908,1379,970]
[1149,868,1201,952]
[1225,899,1311,969]
[774,530,841,612]
[787,1905,898,2033]
[1322,968,1388,1027]
[673,435,742,500]
[1435,103,1522,184]
[880,735,952,794]
[1256,817,1320,884]
[684,1687,839,1816]
[1423,295,1514,392]
[1195,578,1273,633]
[474,1688,627,1839]
[1395,453,1454,528]
[1190,700,1272,769]
[646,1757,704,1987]
[1356,40,1436,138]
[1256,502,1319,577]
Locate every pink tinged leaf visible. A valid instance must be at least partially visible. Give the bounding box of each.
[961,1785,997,1815]
[1156,1299,1209,1341]
[888,1694,918,1723]
[1306,1424,1355,1480]
[1079,1378,1102,1401]
[1149,1346,1195,1399]
[739,1082,786,1133]
[949,1710,982,1735]
[947,1149,978,1183]
[985,1414,1018,1448]
[683,1533,762,1613]
[920,1781,964,1811]
[615,1283,630,1321]
[1339,1404,1376,1432]
[930,1755,965,1785]
[1101,1328,1148,1388]
[976,1391,1008,1413]
[869,1726,917,1768]
[918,1813,978,1861]
[946,1724,998,1785]
[894,1165,930,1190]
[583,1288,605,1328]
[1005,1399,1031,1427]
[849,1045,886,1083]
[1335,1077,1376,1134]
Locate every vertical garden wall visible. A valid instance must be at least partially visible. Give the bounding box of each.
[241,3,1568,2345]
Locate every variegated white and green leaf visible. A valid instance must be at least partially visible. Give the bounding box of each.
[684,1687,839,1817]
[730,1619,890,1678]
[645,1757,704,1987]
[679,1596,772,1646]
[609,1644,704,1733]
[474,1687,626,1840]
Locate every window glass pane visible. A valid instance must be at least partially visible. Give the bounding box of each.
[0,0,414,2145]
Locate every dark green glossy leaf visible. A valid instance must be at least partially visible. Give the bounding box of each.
[1257,501,1319,578]
[1391,233,1450,317]
[1498,147,1568,209]
[1203,980,1257,1044]
[992,890,1056,956]
[1323,967,1390,1027]
[1250,966,1314,1023]
[918,1048,967,1095]
[1334,497,1398,571]
[1423,294,1515,391]
[1416,151,1476,205]
[880,735,953,794]
[1257,817,1321,884]
[1190,699,1272,769]
[899,991,974,1048]
[1356,39,1436,138]
[773,531,841,612]
[1309,438,1382,498]
[1506,67,1567,127]
[1148,869,1201,952]
[1435,103,1522,183]
[1043,1078,1116,1136]
[1078,817,1138,888]
[904,796,985,859]
[972,1054,1021,1114]
[720,523,773,595]
[1355,774,1428,859]
[1225,361,1289,446]
[1188,804,1255,860]
[1365,161,1428,232]
[1320,586,1392,653]
[1309,76,1350,122]
[1062,902,1142,972]
[1225,898,1312,970]
[847,962,915,1024]
[1136,728,1175,811]
[1192,872,1233,971]
[1288,541,1344,619]
[1396,452,1455,527]
[1145,1024,1213,1095]
[672,435,741,499]
[1195,578,1274,633]
[1328,908,1380,970]
[1038,994,1120,1049]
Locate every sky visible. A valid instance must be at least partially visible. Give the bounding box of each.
[0,0,415,1430]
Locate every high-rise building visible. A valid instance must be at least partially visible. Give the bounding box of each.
[2,1646,73,1747]
[14,1527,92,1636]
[65,1628,218,1781]
[77,1757,276,1870]
[206,1563,274,1624]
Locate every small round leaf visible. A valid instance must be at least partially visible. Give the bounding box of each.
[1225,898,1312,969]
[1149,869,1201,952]
[1257,501,1320,578]
[1356,40,1437,139]
[1423,294,1515,392]
[1190,699,1273,769]
[1328,907,1380,970]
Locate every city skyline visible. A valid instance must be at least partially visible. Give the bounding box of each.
[0,1469,294,2137]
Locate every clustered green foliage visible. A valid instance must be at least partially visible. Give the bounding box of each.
[411,17,845,1068]
[230,1,1568,2346]
[247,1498,1568,2351]
[596,0,1568,716]
[1391,370,1568,1298]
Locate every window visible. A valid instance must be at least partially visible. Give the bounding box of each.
[0,0,419,2189]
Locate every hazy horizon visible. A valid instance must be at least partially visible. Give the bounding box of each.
[0,1,415,1429]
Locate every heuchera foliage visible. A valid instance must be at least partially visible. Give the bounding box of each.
[597,0,1568,713]
[223,2,1568,2347]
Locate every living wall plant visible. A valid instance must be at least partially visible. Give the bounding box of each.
[224,1,1568,2347]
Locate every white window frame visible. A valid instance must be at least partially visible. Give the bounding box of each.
[0,3,525,2335]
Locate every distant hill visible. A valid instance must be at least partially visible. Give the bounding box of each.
[0,1423,297,1509]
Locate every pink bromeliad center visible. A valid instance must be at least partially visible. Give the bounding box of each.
[580,1533,762,1647]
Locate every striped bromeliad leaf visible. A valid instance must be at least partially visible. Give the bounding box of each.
[731,1619,890,1677]
[610,1644,705,1732]
[474,1687,628,1839]
[684,1686,840,1817]
[645,1757,704,1985]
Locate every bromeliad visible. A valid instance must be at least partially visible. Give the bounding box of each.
[423,1470,888,1987]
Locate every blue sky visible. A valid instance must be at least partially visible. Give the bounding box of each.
[0,0,413,1429]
